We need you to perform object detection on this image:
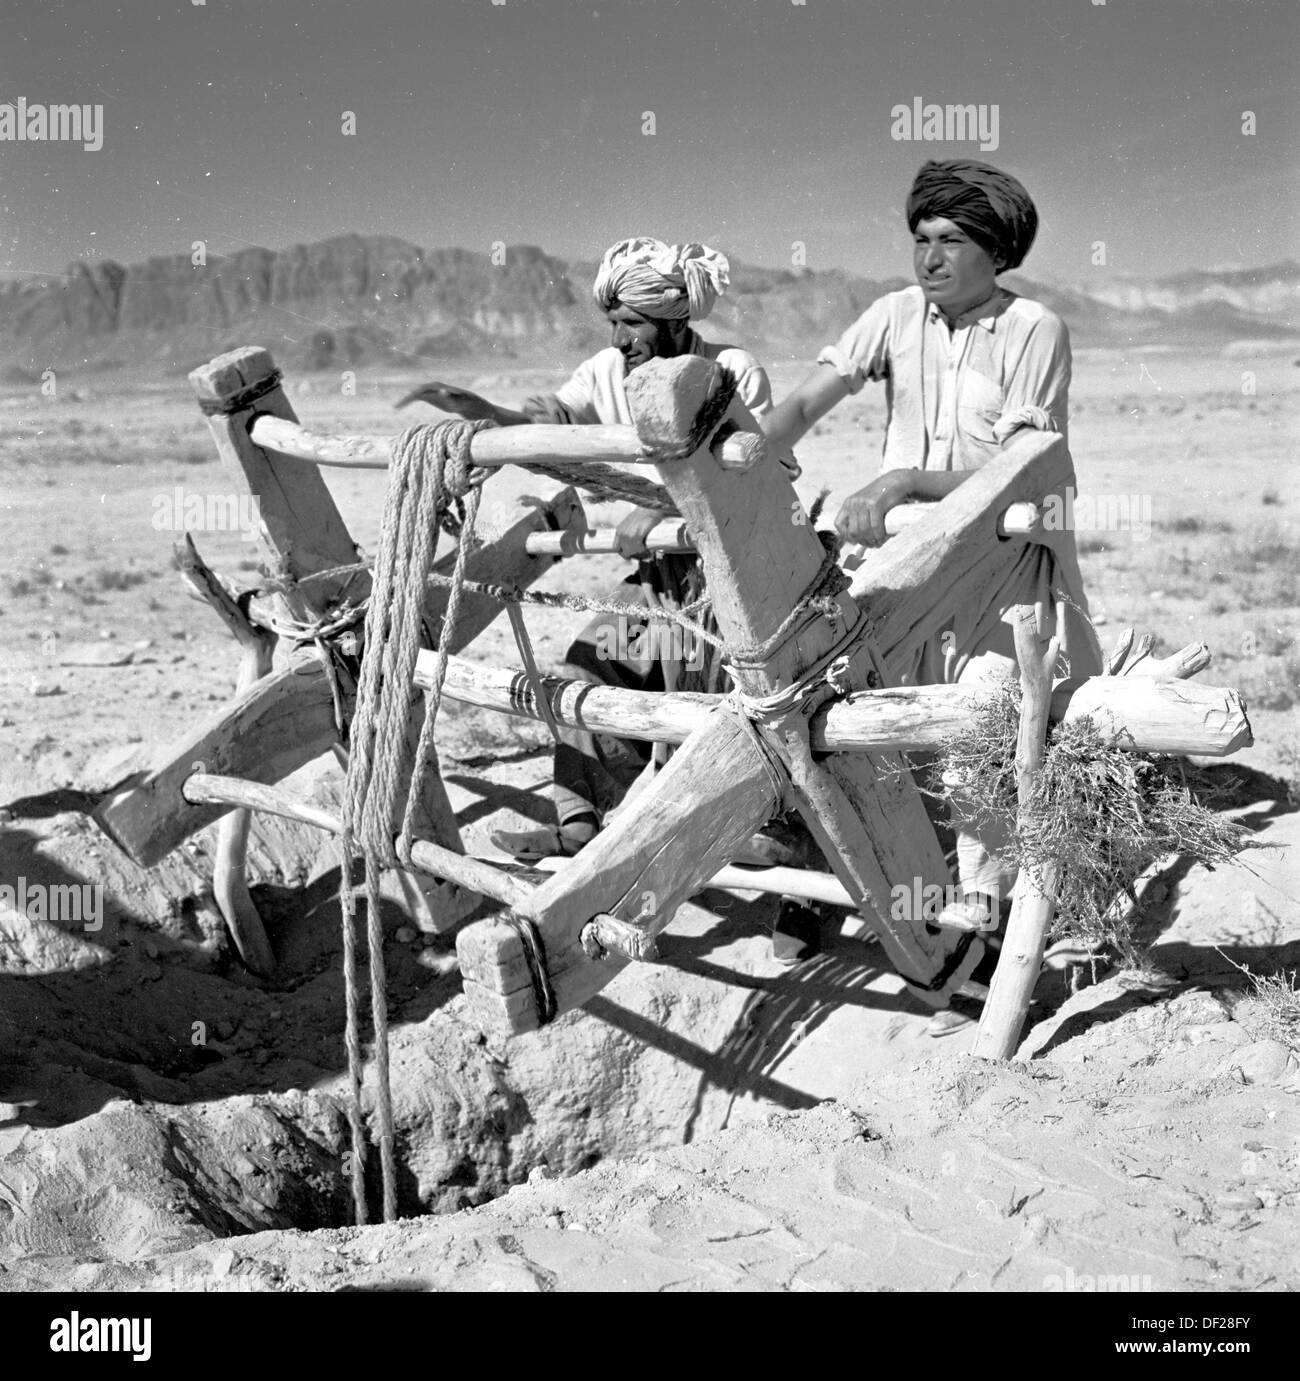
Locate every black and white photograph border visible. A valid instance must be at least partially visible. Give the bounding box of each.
[0,0,1297,1322]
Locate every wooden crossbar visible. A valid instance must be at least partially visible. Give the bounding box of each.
[247,413,766,473]
[518,501,1044,557]
[424,649,1249,756]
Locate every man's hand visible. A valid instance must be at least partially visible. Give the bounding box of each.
[613,506,664,560]
[833,471,914,548]
[520,394,574,425]
[394,382,530,425]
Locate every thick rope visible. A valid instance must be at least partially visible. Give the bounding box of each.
[337,420,490,1225]
[520,457,677,513]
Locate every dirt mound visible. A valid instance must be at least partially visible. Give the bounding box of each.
[7,1020,1297,1293]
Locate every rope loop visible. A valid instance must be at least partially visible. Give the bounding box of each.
[724,529,849,674]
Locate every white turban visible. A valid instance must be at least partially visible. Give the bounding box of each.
[592,237,730,321]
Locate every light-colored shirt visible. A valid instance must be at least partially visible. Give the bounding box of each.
[555,330,773,426]
[825,284,1099,684]
[818,285,1070,473]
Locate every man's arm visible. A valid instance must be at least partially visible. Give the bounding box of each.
[763,296,893,451]
[394,382,533,426]
[1001,313,1071,442]
[761,364,851,451]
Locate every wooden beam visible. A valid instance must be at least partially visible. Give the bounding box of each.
[181,774,532,911]
[247,413,766,474]
[848,430,1077,681]
[101,635,1250,874]
[181,774,658,965]
[96,650,339,867]
[458,710,781,1034]
[190,348,480,927]
[427,652,1250,756]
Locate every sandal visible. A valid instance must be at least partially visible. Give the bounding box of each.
[926,993,984,1038]
[933,897,999,934]
[771,900,823,968]
[926,1008,977,1038]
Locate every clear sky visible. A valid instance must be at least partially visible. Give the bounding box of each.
[1,0,1296,286]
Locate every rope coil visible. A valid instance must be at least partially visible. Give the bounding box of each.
[337,419,492,1226]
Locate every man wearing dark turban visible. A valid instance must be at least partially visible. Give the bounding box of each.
[763,160,1103,1023]
[906,159,1039,274]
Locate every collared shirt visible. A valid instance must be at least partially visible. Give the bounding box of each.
[554,330,773,426]
[817,284,1071,473]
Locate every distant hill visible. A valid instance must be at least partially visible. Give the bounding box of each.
[0,235,1295,376]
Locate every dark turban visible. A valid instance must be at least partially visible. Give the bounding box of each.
[906,160,1038,272]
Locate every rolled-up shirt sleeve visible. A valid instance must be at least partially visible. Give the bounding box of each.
[816,297,892,395]
[734,361,773,419]
[1003,313,1071,443]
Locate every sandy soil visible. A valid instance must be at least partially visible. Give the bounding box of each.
[0,345,1297,1291]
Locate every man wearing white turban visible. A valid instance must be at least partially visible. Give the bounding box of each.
[399,237,777,554]
[400,238,785,862]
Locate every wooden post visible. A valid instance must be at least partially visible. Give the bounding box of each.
[175,535,277,974]
[972,607,1060,1060]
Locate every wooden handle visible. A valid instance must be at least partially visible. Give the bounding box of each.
[523,521,695,557]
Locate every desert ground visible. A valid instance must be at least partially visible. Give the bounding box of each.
[0,343,1297,1292]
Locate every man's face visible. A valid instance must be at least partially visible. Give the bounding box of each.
[912,216,1001,318]
[606,303,687,372]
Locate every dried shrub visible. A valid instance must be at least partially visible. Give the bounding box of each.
[937,684,1250,956]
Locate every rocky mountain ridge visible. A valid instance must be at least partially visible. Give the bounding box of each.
[1,235,1295,377]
